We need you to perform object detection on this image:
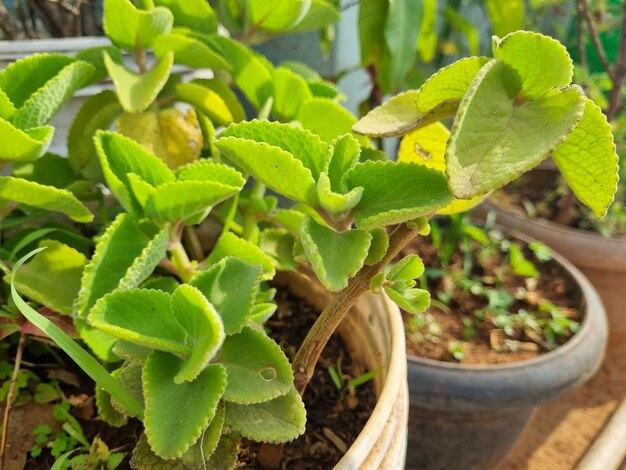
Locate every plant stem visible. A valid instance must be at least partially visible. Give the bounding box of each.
[292,223,419,395]
[0,332,26,470]
[183,226,204,261]
[168,223,194,282]
[134,41,147,74]
[242,180,266,243]
[578,0,615,82]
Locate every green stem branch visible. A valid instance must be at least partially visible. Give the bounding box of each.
[168,223,194,282]
[0,332,26,470]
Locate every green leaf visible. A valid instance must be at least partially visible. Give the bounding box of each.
[445,59,585,198]
[327,133,361,192]
[387,254,424,281]
[216,137,317,205]
[0,88,16,120]
[10,249,144,419]
[180,402,224,466]
[382,0,420,89]
[225,388,306,443]
[509,243,538,277]
[104,52,173,113]
[493,31,572,99]
[75,214,168,318]
[109,362,145,416]
[103,0,173,50]
[0,176,93,222]
[288,0,340,32]
[143,351,226,459]
[154,0,217,34]
[359,0,388,68]
[316,172,363,216]
[89,289,188,354]
[12,61,94,129]
[95,379,128,427]
[206,232,275,281]
[74,46,123,84]
[417,0,437,63]
[95,131,174,215]
[175,82,237,127]
[76,321,120,362]
[68,90,121,174]
[353,57,488,137]
[220,120,330,181]
[384,286,430,314]
[190,257,263,335]
[154,32,230,71]
[364,227,389,265]
[130,434,187,470]
[271,66,313,121]
[259,228,297,271]
[486,0,525,37]
[0,119,53,161]
[220,327,293,404]
[12,153,77,189]
[299,217,372,291]
[345,161,453,229]
[297,98,362,144]
[175,159,245,186]
[246,0,310,32]
[552,98,618,218]
[171,285,225,383]
[10,240,86,315]
[204,36,272,109]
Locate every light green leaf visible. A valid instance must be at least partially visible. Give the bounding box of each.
[190,257,263,335]
[175,160,245,187]
[359,0,388,68]
[171,284,225,383]
[11,240,86,315]
[271,66,313,121]
[182,78,246,123]
[204,36,272,109]
[316,172,363,216]
[154,32,230,71]
[103,0,173,50]
[493,31,572,99]
[143,351,226,459]
[109,362,145,416]
[384,286,430,314]
[220,327,293,404]
[387,254,424,281]
[445,59,585,198]
[297,98,362,144]
[246,0,310,32]
[344,161,453,229]
[67,90,121,174]
[552,98,619,218]
[0,119,53,161]
[180,402,224,467]
[12,61,94,129]
[154,0,217,34]
[0,176,93,222]
[130,434,187,470]
[486,0,524,37]
[509,243,538,277]
[299,217,372,291]
[327,133,361,192]
[104,52,173,113]
[443,7,479,55]
[259,228,297,271]
[206,232,275,281]
[89,289,188,354]
[74,45,123,84]
[216,137,317,205]
[75,214,168,318]
[112,340,151,363]
[176,82,237,127]
[382,0,420,89]
[225,388,306,443]
[220,120,330,180]
[76,321,120,362]
[418,0,437,62]
[364,227,389,265]
[289,0,340,32]
[353,57,489,137]
[0,88,16,120]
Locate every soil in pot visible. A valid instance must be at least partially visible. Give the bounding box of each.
[6,286,376,469]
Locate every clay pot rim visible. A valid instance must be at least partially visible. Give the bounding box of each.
[406,230,605,372]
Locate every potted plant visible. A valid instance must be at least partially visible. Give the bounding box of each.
[0,1,617,465]
[472,0,626,351]
[353,30,616,468]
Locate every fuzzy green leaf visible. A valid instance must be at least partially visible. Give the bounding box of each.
[0,176,93,222]
[11,240,86,315]
[190,257,263,335]
[220,327,293,404]
[316,172,363,216]
[297,98,361,144]
[353,57,489,137]
[89,289,188,354]
[204,36,272,109]
[175,82,237,127]
[109,362,145,417]
[67,91,121,174]
[271,66,313,121]
[154,0,217,33]
[0,119,54,161]
[206,232,275,281]
[388,254,424,281]
[364,227,389,266]
[216,137,317,205]
[445,60,585,198]
[175,160,245,186]
[75,214,168,318]
[180,402,224,466]
[104,52,173,113]
[219,120,330,181]
[0,88,16,120]
[12,61,94,129]
[552,98,619,218]
[493,31,572,99]
[384,286,430,314]
[382,0,420,89]
[345,161,453,229]
[289,0,340,32]
[299,217,372,291]
[171,285,225,383]
[246,0,309,32]
[225,388,306,443]
[154,32,230,71]
[143,352,226,459]
[327,133,361,192]
[103,0,173,50]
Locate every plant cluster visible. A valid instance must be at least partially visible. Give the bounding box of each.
[0,0,619,468]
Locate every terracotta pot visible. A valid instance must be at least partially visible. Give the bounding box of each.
[280,272,408,469]
[404,234,608,470]
[475,200,626,350]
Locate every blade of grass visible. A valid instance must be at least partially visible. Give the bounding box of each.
[10,247,144,419]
